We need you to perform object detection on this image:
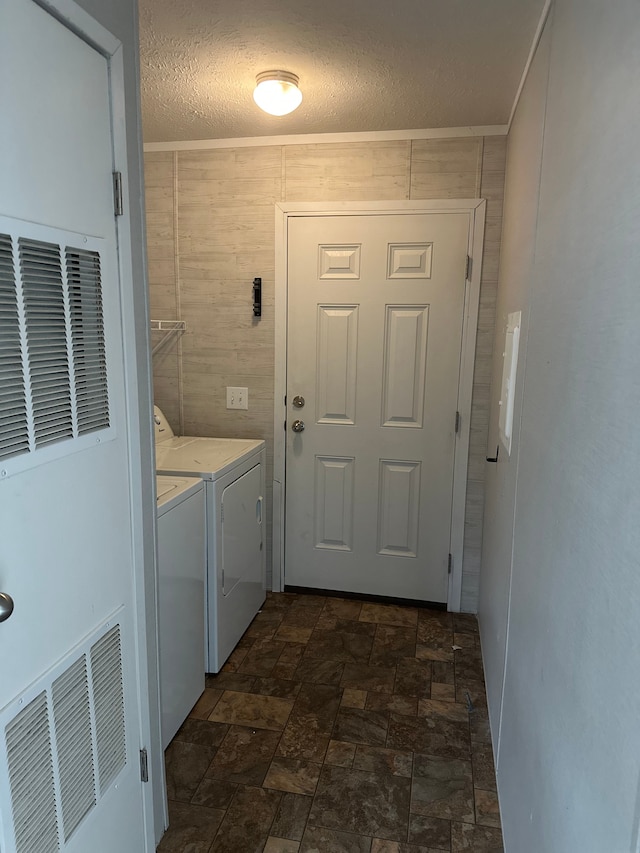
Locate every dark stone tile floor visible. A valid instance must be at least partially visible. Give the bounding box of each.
[158,593,503,853]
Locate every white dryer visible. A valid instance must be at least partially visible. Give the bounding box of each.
[154,406,266,673]
[156,475,205,748]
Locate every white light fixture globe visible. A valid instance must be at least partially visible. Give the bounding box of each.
[253,70,302,116]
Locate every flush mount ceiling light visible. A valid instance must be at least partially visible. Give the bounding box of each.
[253,70,302,116]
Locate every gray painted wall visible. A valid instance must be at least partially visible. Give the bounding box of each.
[479,16,552,754]
[480,1,640,850]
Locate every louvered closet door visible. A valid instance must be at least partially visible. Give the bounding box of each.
[0,1,146,851]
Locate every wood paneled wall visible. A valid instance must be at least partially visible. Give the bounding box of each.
[144,136,506,609]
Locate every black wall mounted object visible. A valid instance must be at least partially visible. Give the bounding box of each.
[253,277,262,317]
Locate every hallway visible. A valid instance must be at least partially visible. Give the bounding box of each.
[158,593,502,852]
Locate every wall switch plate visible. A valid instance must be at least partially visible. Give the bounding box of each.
[226,386,248,410]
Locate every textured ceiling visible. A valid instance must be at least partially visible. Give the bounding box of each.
[139,0,545,143]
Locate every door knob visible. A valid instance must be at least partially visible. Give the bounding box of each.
[0,592,14,622]
[291,419,305,433]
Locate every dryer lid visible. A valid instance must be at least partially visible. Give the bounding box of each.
[156,437,264,480]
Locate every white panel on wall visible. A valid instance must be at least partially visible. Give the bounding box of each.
[314,455,355,551]
[377,459,421,557]
[318,244,361,279]
[381,305,429,428]
[316,305,358,424]
[387,242,433,279]
[498,310,521,455]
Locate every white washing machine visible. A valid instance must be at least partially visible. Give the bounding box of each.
[154,406,266,673]
[156,475,205,748]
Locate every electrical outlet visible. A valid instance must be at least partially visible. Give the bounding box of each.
[226,386,248,410]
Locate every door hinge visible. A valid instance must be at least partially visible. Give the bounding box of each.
[465,254,472,280]
[140,748,149,783]
[113,171,123,216]
[455,411,461,434]
[284,420,287,432]
[448,553,453,575]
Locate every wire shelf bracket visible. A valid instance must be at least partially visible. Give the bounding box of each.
[150,319,186,356]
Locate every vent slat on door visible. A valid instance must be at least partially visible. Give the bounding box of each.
[1,617,129,851]
[66,248,109,435]
[0,224,112,469]
[6,692,60,853]
[19,238,73,448]
[90,626,126,793]
[52,657,96,841]
[0,233,29,459]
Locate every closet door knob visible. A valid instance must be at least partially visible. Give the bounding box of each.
[291,419,305,433]
[0,592,14,622]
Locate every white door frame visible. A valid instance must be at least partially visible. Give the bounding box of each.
[36,0,163,846]
[273,200,486,612]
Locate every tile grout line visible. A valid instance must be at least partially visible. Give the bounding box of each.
[161,596,499,852]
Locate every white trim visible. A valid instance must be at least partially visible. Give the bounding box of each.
[110,47,165,851]
[449,200,486,611]
[273,207,288,592]
[36,0,120,55]
[145,125,507,153]
[507,0,553,131]
[35,2,161,849]
[273,199,486,612]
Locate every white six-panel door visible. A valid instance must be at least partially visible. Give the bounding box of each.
[0,1,147,850]
[285,212,470,603]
